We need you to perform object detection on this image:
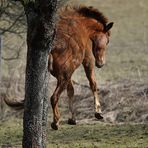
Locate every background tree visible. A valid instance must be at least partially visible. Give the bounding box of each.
[1,1,72,146]
[10,0,59,147]
[0,1,26,103]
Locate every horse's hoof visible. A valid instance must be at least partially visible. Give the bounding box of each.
[51,122,58,130]
[95,112,103,120]
[68,118,76,125]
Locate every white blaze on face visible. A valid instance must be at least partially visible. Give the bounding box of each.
[98,34,108,64]
[101,56,105,64]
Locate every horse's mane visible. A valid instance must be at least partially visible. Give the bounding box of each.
[59,6,108,27]
[77,6,108,27]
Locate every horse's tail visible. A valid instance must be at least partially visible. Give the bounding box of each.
[4,96,24,110]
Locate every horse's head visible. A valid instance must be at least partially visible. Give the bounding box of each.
[91,22,114,68]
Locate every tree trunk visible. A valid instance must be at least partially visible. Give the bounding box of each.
[22,1,58,147]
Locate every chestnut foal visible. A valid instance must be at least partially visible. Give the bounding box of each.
[49,6,113,130]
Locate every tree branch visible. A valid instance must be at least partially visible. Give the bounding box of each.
[2,41,25,61]
[35,0,58,18]
[1,11,24,35]
[11,0,25,6]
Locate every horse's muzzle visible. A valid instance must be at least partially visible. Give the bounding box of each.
[95,61,104,68]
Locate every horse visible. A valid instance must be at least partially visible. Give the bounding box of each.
[49,6,113,130]
[4,6,113,130]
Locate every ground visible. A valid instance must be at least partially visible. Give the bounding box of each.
[0,81,148,147]
[0,118,148,148]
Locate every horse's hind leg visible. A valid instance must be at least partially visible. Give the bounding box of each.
[67,80,76,125]
[83,63,103,120]
[50,79,67,130]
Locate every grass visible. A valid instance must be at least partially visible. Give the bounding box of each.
[0,118,23,148]
[48,123,148,148]
[0,118,148,148]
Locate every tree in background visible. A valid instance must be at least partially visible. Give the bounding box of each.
[1,0,70,147]
[11,0,58,147]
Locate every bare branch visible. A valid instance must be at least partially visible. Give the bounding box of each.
[0,1,26,36]
[2,41,25,61]
[35,0,58,17]
[0,28,25,37]
[1,11,24,35]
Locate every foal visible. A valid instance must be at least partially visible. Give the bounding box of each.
[49,6,113,130]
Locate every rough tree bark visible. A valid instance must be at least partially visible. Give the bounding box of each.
[19,0,58,147]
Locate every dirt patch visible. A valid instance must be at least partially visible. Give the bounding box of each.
[1,79,148,124]
[51,80,148,124]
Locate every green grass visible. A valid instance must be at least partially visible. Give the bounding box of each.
[0,118,148,147]
[0,118,23,148]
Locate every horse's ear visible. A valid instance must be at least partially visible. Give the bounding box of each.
[105,22,114,32]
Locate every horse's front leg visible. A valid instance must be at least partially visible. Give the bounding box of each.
[50,80,67,130]
[67,80,76,125]
[83,63,103,119]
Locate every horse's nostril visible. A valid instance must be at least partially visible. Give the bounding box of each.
[97,64,104,68]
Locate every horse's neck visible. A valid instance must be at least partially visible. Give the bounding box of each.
[81,18,103,38]
[80,19,98,59]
